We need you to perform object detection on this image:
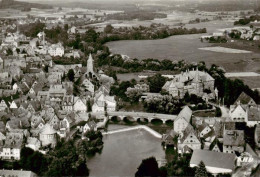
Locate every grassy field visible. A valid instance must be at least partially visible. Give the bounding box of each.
[107,21,260,73]
[229,76,260,89]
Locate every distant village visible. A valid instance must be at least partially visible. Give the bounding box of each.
[0,10,259,177]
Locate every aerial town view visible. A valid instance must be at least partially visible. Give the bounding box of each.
[0,0,260,176]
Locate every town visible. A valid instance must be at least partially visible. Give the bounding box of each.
[0,0,260,177]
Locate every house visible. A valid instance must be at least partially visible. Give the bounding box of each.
[39,123,57,148]
[0,99,8,111]
[30,115,45,129]
[48,43,64,57]
[162,129,178,147]
[74,97,87,112]
[83,121,97,133]
[0,170,37,177]
[210,138,223,152]
[48,114,60,130]
[92,93,116,112]
[174,106,192,134]
[67,26,77,34]
[229,104,247,122]
[60,113,76,133]
[25,137,41,151]
[178,125,201,154]
[234,92,257,106]
[223,130,245,154]
[190,149,236,174]
[0,132,23,160]
[255,124,260,148]
[246,106,260,127]
[82,79,95,94]
[9,100,18,109]
[6,119,22,131]
[62,95,74,112]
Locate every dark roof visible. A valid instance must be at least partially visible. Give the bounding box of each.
[223,130,245,146]
[190,149,236,170]
[224,122,236,131]
[248,106,260,121]
[234,92,256,105]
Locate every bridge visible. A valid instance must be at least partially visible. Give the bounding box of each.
[102,125,162,138]
[92,111,177,124]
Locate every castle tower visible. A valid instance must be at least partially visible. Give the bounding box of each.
[86,53,94,76]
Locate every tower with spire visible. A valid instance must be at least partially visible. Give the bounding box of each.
[86,53,96,78]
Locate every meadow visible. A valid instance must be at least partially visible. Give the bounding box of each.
[106,20,260,73]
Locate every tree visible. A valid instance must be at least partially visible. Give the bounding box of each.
[147,74,167,93]
[195,161,208,177]
[67,69,75,82]
[135,157,165,177]
[104,24,114,33]
[125,88,142,104]
[87,99,92,112]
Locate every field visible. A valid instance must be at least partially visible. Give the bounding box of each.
[106,20,260,73]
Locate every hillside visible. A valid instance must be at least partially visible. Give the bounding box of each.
[0,0,52,10]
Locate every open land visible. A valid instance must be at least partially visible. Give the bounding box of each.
[106,20,260,73]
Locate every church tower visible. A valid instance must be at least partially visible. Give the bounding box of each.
[86,53,95,78]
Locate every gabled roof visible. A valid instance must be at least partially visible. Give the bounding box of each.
[40,124,57,135]
[176,106,192,123]
[234,92,256,105]
[190,149,236,170]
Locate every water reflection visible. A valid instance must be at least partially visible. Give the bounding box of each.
[87,125,165,177]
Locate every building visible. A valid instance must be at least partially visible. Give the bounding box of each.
[85,54,96,78]
[0,132,23,160]
[25,137,41,151]
[0,170,38,177]
[234,92,256,106]
[74,97,87,112]
[82,79,95,94]
[255,124,260,148]
[92,93,116,112]
[246,106,260,127]
[229,104,247,122]
[223,130,245,154]
[48,43,64,57]
[174,106,192,134]
[162,68,215,98]
[83,121,97,133]
[62,95,74,112]
[39,124,57,148]
[178,125,201,154]
[190,149,236,174]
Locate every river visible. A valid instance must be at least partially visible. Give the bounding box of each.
[87,125,165,177]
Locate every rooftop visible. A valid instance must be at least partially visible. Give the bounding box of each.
[190,149,236,170]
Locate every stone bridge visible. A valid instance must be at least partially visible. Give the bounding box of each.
[92,111,177,124]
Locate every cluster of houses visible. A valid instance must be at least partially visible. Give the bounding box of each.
[201,21,260,42]
[162,92,260,175]
[0,28,116,160]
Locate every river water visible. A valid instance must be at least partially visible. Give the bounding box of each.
[87,125,165,177]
